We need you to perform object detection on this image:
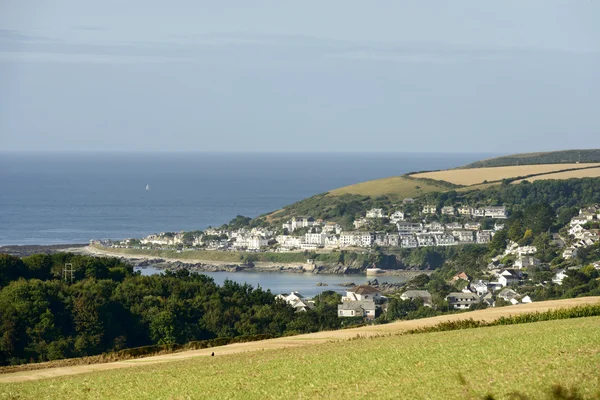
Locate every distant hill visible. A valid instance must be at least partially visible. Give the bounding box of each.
[460,149,600,169]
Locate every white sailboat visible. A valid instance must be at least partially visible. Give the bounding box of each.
[145,184,150,191]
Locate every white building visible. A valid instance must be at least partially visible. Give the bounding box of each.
[304,232,327,246]
[283,216,316,232]
[248,236,268,250]
[458,206,473,216]
[390,211,405,223]
[400,290,433,307]
[435,234,456,246]
[464,222,481,231]
[366,208,385,218]
[400,236,418,248]
[553,270,569,285]
[484,206,508,219]
[416,234,436,247]
[476,231,493,244]
[441,206,456,216]
[322,222,342,234]
[338,300,376,319]
[422,205,437,215]
[472,208,486,218]
[340,232,361,247]
[397,222,423,234]
[324,235,340,249]
[446,292,481,310]
[275,292,314,312]
[514,256,540,269]
[446,222,463,230]
[353,218,369,230]
[562,247,578,260]
[342,285,382,303]
[454,230,474,243]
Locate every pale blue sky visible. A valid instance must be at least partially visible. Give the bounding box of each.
[0,1,599,152]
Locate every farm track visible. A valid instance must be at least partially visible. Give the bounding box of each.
[1,296,599,384]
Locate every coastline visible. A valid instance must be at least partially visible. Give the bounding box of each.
[75,245,431,277]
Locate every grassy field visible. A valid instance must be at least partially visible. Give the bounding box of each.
[512,166,600,183]
[410,163,600,186]
[328,176,449,200]
[88,245,348,265]
[3,316,600,399]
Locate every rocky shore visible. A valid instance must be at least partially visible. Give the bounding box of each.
[0,244,87,257]
[129,257,366,275]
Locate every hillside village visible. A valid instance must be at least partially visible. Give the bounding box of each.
[108,203,510,252]
[275,204,600,320]
[95,200,600,321]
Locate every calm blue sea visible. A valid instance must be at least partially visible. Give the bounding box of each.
[0,152,494,245]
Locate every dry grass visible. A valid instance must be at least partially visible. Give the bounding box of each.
[2,297,598,385]
[411,163,600,186]
[4,316,600,399]
[512,166,600,183]
[328,176,447,200]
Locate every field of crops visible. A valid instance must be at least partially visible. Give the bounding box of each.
[410,163,600,186]
[4,316,600,399]
[512,166,600,183]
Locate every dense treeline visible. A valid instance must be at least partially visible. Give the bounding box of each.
[425,178,600,212]
[262,178,600,231]
[461,149,600,168]
[0,253,342,366]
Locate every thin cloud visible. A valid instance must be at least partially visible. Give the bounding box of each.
[0,29,61,44]
[0,51,192,64]
[71,25,109,32]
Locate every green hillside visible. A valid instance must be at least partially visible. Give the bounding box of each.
[461,149,600,169]
[7,316,600,399]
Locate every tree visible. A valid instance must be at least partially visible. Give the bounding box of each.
[489,229,508,254]
[523,203,555,235]
[508,220,524,242]
[22,254,53,280]
[0,254,26,287]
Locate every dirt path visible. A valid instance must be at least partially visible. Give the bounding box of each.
[2,296,598,384]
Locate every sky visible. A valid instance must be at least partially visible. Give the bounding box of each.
[0,1,599,153]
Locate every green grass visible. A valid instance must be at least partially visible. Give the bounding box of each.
[92,245,350,265]
[328,176,449,201]
[5,317,600,399]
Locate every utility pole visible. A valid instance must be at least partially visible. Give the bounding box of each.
[63,263,74,284]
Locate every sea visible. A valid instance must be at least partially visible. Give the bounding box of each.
[0,152,495,245]
[1,152,494,295]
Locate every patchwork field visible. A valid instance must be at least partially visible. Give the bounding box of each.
[327,176,448,200]
[3,315,600,399]
[410,163,600,186]
[512,166,600,183]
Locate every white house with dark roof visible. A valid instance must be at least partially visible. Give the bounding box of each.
[514,256,541,269]
[400,290,433,307]
[342,285,382,303]
[275,292,315,312]
[470,280,489,296]
[498,288,520,305]
[338,300,376,319]
[562,247,578,260]
[446,292,481,310]
[484,206,508,219]
[390,211,405,223]
[553,270,569,285]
